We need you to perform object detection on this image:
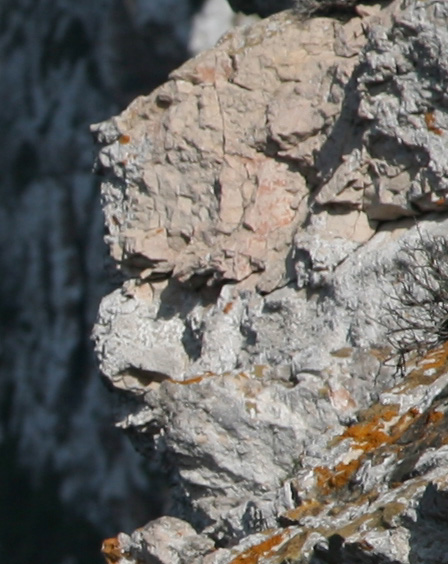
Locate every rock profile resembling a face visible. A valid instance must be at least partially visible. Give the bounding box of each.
[93,1,448,563]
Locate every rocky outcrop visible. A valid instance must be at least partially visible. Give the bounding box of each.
[93,0,448,562]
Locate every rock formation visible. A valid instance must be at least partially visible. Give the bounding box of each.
[93,0,448,562]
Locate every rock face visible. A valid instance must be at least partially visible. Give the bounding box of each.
[93,0,448,562]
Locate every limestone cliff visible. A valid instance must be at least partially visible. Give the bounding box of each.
[94,1,448,562]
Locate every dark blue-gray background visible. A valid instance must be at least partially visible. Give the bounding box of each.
[0,1,237,562]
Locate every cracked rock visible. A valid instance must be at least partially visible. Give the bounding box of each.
[94,1,448,562]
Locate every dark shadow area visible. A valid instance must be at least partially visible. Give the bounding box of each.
[293,0,393,19]
[311,68,365,192]
[408,482,448,564]
[157,276,225,320]
[309,532,401,564]
[0,438,104,564]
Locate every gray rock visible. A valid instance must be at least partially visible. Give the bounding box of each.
[94,0,448,562]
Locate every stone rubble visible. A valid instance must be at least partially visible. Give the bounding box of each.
[93,0,448,562]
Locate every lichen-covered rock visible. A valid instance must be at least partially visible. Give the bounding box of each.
[93,0,448,562]
[102,516,215,563]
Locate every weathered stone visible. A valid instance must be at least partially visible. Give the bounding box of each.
[102,517,215,564]
[93,0,448,562]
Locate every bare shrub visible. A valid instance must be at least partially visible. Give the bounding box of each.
[384,230,448,371]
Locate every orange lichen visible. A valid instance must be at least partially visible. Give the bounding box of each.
[315,459,361,494]
[408,407,420,418]
[427,409,444,424]
[357,539,375,552]
[388,408,421,439]
[339,404,425,453]
[176,371,216,385]
[315,403,426,495]
[101,537,122,563]
[118,133,131,144]
[223,301,234,313]
[340,419,391,449]
[229,532,286,564]
[418,341,448,371]
[424,110,443,135]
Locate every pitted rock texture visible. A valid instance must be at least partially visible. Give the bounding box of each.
[92,9,371,294]
[94,0,448,562]
[102,516,215,564]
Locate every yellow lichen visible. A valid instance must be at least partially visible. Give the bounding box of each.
[253,365,267,378]
[229,531,286,564]
[245,400,258,415]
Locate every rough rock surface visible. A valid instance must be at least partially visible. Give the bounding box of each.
[93,0,448,562]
